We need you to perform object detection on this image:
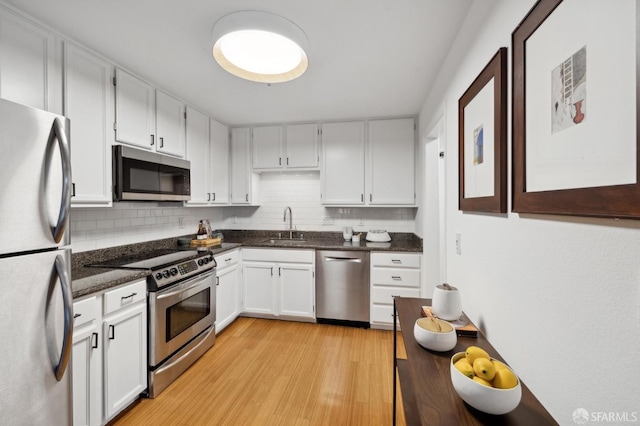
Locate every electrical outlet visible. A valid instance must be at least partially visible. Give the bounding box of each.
[178,217,184,229]
[455,232,462,255]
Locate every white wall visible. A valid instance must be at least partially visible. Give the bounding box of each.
[417,0,640,423]
[70,173,416,252]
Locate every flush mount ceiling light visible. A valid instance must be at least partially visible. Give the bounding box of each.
[212,11,309,83]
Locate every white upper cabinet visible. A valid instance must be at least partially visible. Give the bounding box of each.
[210,118,230,204]
[321,121,366,205]
[185,106,211,205]
[0,6,60,112]
[367,118,415,205]
[64,41,113,207]
[155,90,185,157]
[252,125,283,170]
[114,69,156,150]
[251,123,319,171]
[230,127,257,204]
[285,123,319,169]
[114,68,185,158]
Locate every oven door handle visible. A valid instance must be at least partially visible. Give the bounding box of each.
[156,270,215,300]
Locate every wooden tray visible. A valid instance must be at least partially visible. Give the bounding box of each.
[189,237,222,247]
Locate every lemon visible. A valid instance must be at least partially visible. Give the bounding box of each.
[454,358,474,379]
[472,357,496,381]
[492,368,518,389]
[465,346,490,365]
[472,376,493,387]
[492,360,509,371]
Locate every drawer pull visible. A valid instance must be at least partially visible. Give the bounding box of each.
[391,259,402,264]
[225,258,232,262]
[73,313,81,319]
[121,292,137,300]
[108,325,115,340]
[392,276,402,280]
[91,332,99,349]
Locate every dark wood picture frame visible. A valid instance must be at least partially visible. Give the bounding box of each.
[458,47,508,213]
[512,0,640,219]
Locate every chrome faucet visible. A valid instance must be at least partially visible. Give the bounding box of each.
[283,206,293,239]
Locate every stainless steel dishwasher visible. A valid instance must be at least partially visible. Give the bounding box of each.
[316,250,370,328]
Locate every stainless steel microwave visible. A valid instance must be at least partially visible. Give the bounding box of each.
[113,145,191,202]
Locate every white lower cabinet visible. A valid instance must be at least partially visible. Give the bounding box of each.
[370,252,421,329]
[72,296,101,426]
[241,249,315,321]
[215,249,241,332]
[72,279,147,426]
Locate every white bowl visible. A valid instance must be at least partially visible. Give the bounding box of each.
[413,318,457,352]
[450,352,522,415]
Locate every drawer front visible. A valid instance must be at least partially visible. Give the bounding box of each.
[371,286,420,304]
[242,248,314,264]
[371,304,396,324]
[215,249,239,268]
[371,268,420,287]
[371,252,421,268]
[103,279,146,316]
[73,296,98,328]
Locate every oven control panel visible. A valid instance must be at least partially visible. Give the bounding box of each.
[152,255,215,289]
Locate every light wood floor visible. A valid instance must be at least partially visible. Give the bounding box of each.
[111,317,407,426]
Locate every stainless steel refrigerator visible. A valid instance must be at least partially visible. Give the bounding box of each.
[0,98,73,425]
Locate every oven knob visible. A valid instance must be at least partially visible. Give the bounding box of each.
[198,259,204,266]
[155,272,163,280]
[162,270,170,278]
[203,258,209,264]
[170,268,178,276]
[208,256,214,263]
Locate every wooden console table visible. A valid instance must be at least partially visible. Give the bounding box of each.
[393,297,557,425]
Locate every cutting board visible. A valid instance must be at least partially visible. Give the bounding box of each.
[189,237,222,247]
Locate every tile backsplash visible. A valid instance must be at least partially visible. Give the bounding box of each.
[70,172,416,252]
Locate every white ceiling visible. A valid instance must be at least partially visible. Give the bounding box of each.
[4,0,473,126]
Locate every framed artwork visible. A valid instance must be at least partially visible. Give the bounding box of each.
[512,0,640,218]
[458,47,507,213]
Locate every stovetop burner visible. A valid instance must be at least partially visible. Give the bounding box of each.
[86,248,208,271]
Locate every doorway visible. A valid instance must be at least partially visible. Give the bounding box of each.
[422,116,446,297]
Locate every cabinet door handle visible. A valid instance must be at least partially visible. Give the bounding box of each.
[207,193,211,201]
[370,194,372,202]
[212,193,216,201]
[278,267,281,276]
[216,276,220,286]
[246,194,249,202]
[159,137,164,148]
[270,267,274,276]
[150,134,155,146]
[361,194,364,202]
[108,325,115,340]
[72,183,76,197]
[286,157,289,165]
[279,157,282,166]
[92,332,99,349]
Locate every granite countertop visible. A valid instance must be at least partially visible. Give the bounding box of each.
[72,230,421,299]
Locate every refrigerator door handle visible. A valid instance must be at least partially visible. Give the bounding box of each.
[47,254,73,381]
[47,117,71,243]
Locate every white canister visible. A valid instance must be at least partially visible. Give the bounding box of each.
[432,283,462,321]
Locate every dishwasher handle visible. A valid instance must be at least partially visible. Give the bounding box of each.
[324,256,362,263]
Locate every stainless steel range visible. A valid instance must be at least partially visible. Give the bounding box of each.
[89,249,216,398]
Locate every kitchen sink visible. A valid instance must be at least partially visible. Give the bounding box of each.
[262,239,307,245]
